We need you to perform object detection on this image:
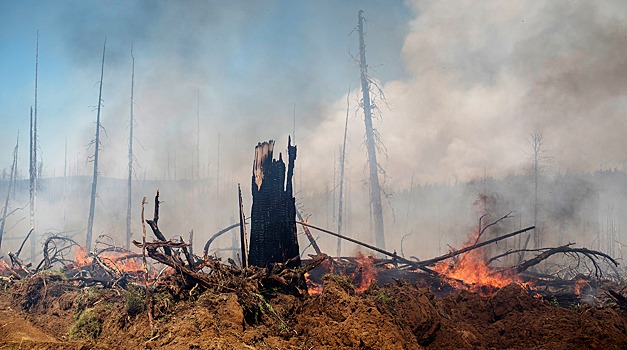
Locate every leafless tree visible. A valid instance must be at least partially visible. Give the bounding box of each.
[86,38,107,251]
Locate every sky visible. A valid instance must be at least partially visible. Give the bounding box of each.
[1,0,627,191]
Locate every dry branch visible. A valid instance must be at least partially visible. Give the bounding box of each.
[507,245,619,278]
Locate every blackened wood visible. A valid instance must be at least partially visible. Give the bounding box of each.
[248,138,300,268]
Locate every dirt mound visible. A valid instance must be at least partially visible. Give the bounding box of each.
[432,282,627,349]
[1,275,626,349]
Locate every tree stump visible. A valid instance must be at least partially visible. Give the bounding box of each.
[248,138,300,268]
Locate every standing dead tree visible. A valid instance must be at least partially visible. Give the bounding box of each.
[126,45,135,250]
[248,138,300,268]
[238,184,249,268]
[357,10,385,250]
[0,133,19,250]
[30,30,40,262]
[337,84,350,259]
[86,38,106,252]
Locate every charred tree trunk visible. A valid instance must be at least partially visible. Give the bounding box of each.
[358,10,385,250]
[248,138,300,268]
[86,38,106,252]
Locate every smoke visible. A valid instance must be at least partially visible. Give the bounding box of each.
[302,0,627,191]
[2,1,627,259]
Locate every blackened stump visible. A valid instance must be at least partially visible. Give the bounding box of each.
[248,138,300,268]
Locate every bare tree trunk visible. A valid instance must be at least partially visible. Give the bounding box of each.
[30,30,40,262]
[216,133,220,229]
[337,85,350,259]
[238,184,248,268]
[126,45,135,250]
[532,132,542,249]
[29,106,35,260]
[196,91,200,182]
[357,10,385,250]
[520,131,544,262]
[0,133,19,250]
[87,38,106,252]
[63,137,67,229]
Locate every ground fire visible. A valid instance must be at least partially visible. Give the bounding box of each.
[2,3,627,349]
[0,138,625,349]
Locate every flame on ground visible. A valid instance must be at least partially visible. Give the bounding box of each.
[351,252,376,293]
[73,246,144,274]
[304,252,377,295]
[73,247,91,267]
[433,228,520,294]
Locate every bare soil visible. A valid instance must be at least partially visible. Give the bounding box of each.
[0,274,625,349]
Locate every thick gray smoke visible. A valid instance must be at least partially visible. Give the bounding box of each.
[1,1,626,263]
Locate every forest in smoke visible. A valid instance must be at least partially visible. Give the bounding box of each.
[1,166,626,266]
[1,0,627,265]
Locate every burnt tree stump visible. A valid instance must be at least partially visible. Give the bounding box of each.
[248,138,300,268]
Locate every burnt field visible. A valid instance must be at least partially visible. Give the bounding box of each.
[0,190,625,350]
[0,256,626,349]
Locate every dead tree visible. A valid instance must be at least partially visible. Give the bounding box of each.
[337,84,350,259]
[196,90,200,182]
[63,137,68,229]
[30,30,40,262]
[238,184,249,267]
[86,38,106,252]
[357,10,385,250]
[126,45,135,250]
[248,138,300,268]
[0,133,19,250]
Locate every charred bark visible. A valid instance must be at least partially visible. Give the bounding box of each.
[248,138,300,268]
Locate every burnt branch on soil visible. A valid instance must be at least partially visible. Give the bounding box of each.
[36,235,80,272]
[506,244,619,278]
[15,228,34,258]
[607,290,627,310]
[145,190,173,258]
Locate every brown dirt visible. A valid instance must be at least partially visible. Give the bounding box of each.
[0,275,626,349]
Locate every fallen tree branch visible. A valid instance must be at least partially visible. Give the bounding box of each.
[507,244,619,278]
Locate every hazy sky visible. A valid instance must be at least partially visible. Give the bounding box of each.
[1,0,626,191]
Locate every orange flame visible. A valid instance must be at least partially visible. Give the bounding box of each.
[73,247,91,267]
[574,278,589,295]
[433,228,518,293]
[73,246,144,274]
[351,252,376,293]
[304,272,323,295]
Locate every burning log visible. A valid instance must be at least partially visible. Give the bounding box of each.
[248,138,300,268]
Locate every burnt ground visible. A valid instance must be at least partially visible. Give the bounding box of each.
[0,273,625,350]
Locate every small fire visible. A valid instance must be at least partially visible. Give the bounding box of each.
[72,246,144,274]
[304,252,377,295]
[574,278,589,295]
[433,230,518,293]
[304,272,323,295]
[351,252,376,293]
[73,247,92,267]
